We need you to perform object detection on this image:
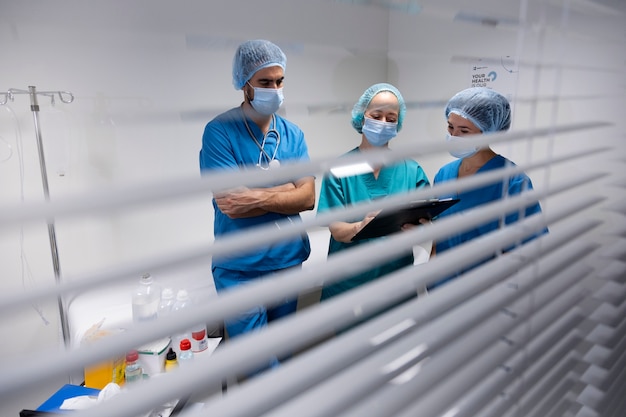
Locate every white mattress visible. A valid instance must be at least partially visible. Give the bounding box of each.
[67,264,219,349]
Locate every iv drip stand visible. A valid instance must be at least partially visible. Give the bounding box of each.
[1,86,75,349]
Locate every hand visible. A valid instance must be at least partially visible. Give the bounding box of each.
[401,217,431,232]
[360,210,381,229]
[418,217,433,226]
[351,210,381,239]
[214,187,258,216]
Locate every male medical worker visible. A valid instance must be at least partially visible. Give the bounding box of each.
[199,40,315,363]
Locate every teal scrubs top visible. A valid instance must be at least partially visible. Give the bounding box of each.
[317,147,430,300]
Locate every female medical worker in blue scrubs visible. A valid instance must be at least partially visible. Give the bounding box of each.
[317,83,430,301]
[431,87,547,288]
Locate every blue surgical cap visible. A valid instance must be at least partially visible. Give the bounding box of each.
[351,83,406,134]
[232,39,287,90]
[445,87,511,133]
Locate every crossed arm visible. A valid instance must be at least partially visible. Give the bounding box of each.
[214,176,316,218]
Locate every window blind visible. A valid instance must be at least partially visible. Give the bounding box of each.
[1,2,624,417]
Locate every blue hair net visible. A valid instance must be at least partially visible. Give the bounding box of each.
[232,39,287,90]
[351,83,406,134]
[445,87,511,133]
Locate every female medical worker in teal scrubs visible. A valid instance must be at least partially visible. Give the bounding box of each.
[317,83,430,301]
[431,87,547,288]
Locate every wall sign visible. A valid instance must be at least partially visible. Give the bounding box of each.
[469,56,518,103]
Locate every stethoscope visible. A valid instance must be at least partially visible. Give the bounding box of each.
[241,108,281,170]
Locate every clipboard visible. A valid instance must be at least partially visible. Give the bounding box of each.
[351,198,460,241]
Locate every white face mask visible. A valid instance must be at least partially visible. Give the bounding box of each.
[446,133,478,159]
[248,84,284,115]
[362,117,398,146]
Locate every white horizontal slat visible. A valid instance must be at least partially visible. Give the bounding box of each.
[592,326,626,381]
[508,356,581,417]
[604,222,626,238]
[583,344,613,367]
[579,353,626,415]
[586,323,619,346]
[581,364,610,387]
[595,343,626,392]
[575,406,601,417]
[595,260,626,282]
[595,238,626,261]
[524,376,576,417]
[0,122,611,226]
[596,363,626,416]
[577,384,607,413]
[588,300,626,326]
[551,398,584,417]
[603,198,626,213]
[590,299,626,332]
[592,280,626,306]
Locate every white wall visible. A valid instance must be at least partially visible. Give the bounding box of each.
[0,0,624,411]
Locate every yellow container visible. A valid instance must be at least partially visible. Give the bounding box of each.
[81,320,126,389]
[84,355,125,389]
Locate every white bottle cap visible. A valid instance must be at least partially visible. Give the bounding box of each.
[161,288,174,300]
[176,289,189,301]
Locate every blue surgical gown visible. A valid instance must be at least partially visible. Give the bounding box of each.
[199,106,312,354]
[199,106,311,272]
[432,154,547,286]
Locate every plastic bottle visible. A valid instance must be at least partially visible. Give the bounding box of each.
[158,287,175,318]
[164,347,178,372]
[171,289,209,354]
[178,339,194,367]
[131,273,161,322]
[191,327,208,353]
[170,289,190,354]
[124,350,143,385]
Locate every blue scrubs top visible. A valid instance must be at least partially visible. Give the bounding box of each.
[433,154,547,284]
[317,147,430,300]
[199,106,311,271]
